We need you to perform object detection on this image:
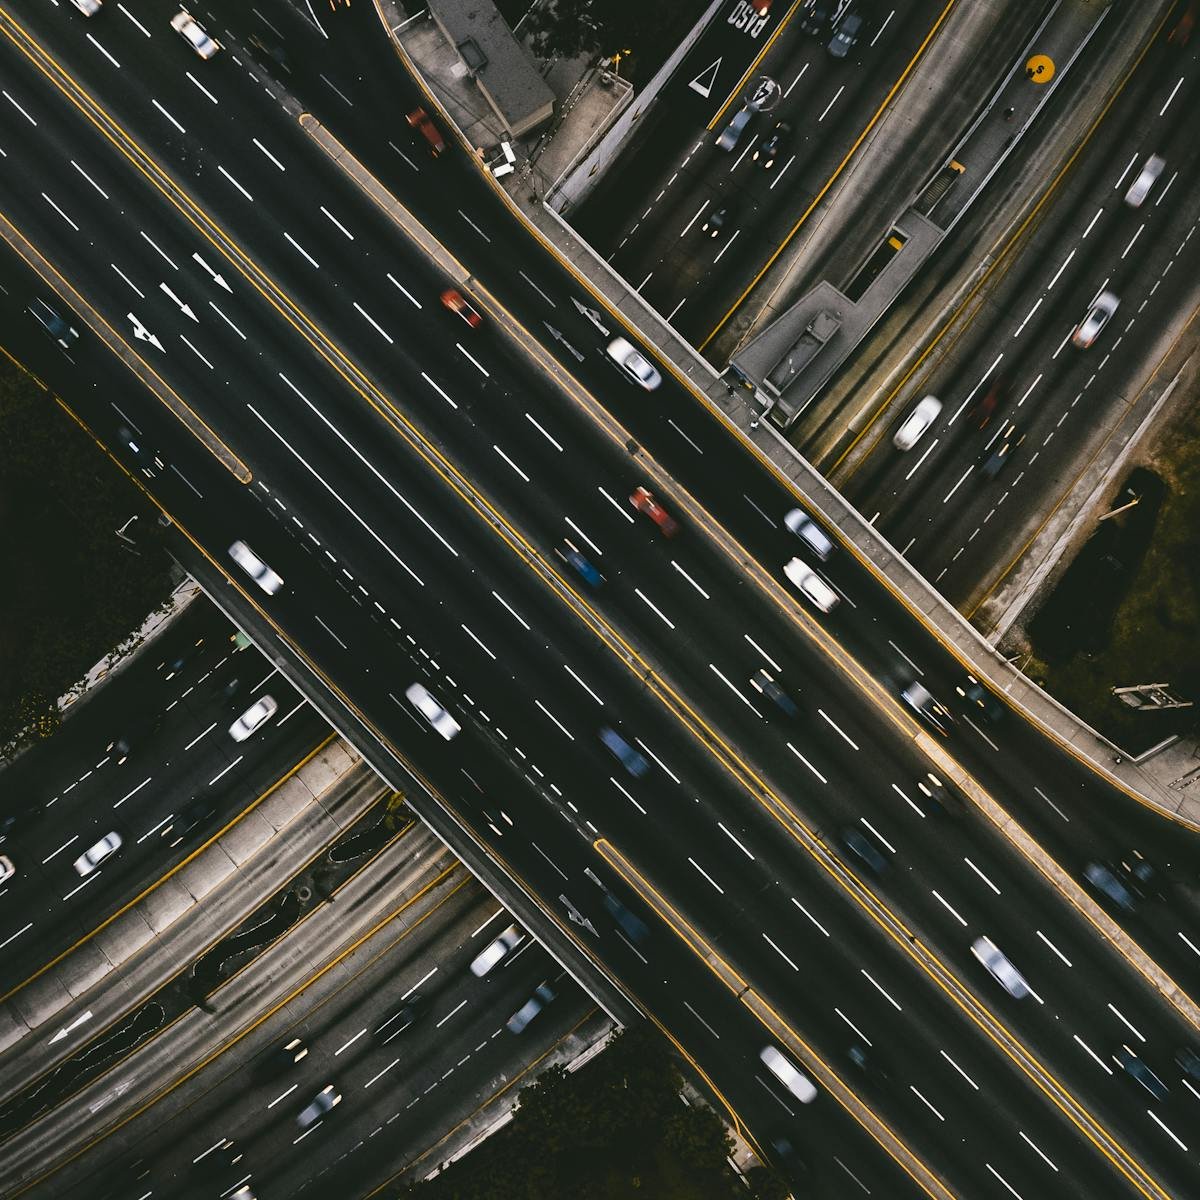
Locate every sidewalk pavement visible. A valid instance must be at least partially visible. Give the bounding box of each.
[381,0,1200,828]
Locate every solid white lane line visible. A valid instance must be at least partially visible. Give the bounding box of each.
[1146,1111,1187,1152]
[908,1086,944,1122]
[744,634,781,671]
[1033,785,1069,821]
[835,1008,872,1045]
[718,822,755,860]
[684,1001,720,1038]
[598,486,636,522]
[635,589,675,629]
[817,709,859,750]
[491,590,530,630]
[763,933,799,971]
[610,778,645,814]
[319,205,354,239]
[563,664,604,705]
[435,999,468,1028]
[859,819,895,853]
[334,1029,367,1056]
[492,445,529,481]
[860,970,901,1011]
[535,700,574,740]
[218,165,253,201]
[791,897,829,937]
[931,890,967,926]
[284,232,320,268]
[672,560,710,598]
[786,742,827,783]
[564,517,604,557]
[524,412,563,451]
[891,783,925,817]
[939,1050,979,1089]
[635,739,680,783]
[688,857,724,894]
[253,138,286,171]
[709,663,759,711]
[1073,1034,1113,1074]
[984,1163,1023,1198]
[353,301,394,343]
[1036,930,1072,966]
[962,857,1000,894]
[1107,1003,1145,1043]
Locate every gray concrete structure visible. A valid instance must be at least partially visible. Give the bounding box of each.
[733,0,1111,430]
[427,0,554,139]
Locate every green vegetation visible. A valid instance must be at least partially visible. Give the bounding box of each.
[1025,395,1200,753]
[399,1024,776,1200]
[0,358,174,754]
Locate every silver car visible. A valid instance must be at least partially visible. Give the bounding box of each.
[1124,153,1164,208]
[228,540,284,595]
[405,683,461,740]
[970,936,1030,999]
[605,337,662,390]
[506,981,555,1033]
[784,508,834,560]
[229,695,278,742]
[67,0,102,14]
[470,923,524,977]
[74,831,122,877]
[171,10,219,59]
[1071,290,1119,348]
[784,558,839,613]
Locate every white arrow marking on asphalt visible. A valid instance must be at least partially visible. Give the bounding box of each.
[560,894,598,937]
[159,282,198,323]
[48,1010,93,1045]
[689,58,721,99]
[128,313,165,351]
[191,251,232,293]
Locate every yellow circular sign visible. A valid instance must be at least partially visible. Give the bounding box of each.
[1025,54,1055,83]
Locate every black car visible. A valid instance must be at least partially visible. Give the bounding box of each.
[27,297,79,349]
[701,203,737,239]
[978,421,1025,478]
[800,0,834,36]
[749,668,800,718]
[255,1036,308,1081]
[160,798,218,848]
[954,673,1005,724]
[375,995,425,1043]
[753,121,791,169]
[840,826,890,875]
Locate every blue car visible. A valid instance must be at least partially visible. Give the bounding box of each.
[559,541,604,588]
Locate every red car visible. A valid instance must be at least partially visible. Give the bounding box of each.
[629,487,679,537]
[407,107,445,156]
[440,288,482,327]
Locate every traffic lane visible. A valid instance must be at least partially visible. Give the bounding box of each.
[0,676,323,986]
[842,36,1200,587]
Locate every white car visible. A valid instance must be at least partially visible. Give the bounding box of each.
[229,695,278,742]
[971,936,1030,999]
[0,854,14,885]
[68,0,102,14]
[74,831,122,877]
[605,337,662,391]
[470,922,524,977]
[784,558,839,613]
[228,540,284,595]
[1124,153,1164,208]
[759,1045,817,1103]
[1071,290,1119,348]
[783,507,833,560]
[892,395,942,450]
[405,683,460,740]
[171,9,219,59]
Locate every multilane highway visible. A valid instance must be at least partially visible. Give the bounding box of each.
[1,3,1198,1197]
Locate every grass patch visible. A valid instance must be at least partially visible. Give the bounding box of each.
[1024,395,1200,754]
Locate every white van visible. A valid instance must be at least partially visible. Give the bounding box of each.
[760,1045,817,1103]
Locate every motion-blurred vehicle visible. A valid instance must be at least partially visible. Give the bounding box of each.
[978,421,1025,478]
[800,0,835,36]
[701,204,736,239]
[599,727,650,777]
[1071,290,1119,348]
[754,121,790,169]
[954,673,1004,723]
[0,855,14,885]
[784,558,839,613]
[470,923,524,977]
[171,9,220,59]
[557,540,605,588]
[67,0,102,13]
[506,981,555,1033]
[407,107,445,155]
[405,683,461,741]
[716,106,755,152]
[971,935,1030,999]
[296,1084,340,1130]
[629,486,679,536]
[440,288,482,327]
[228,540,284,595]
[27,297,79,349]
[827,9,864,57]
[229,695,278,742]
[840,826,890,875]
[606,337,662,390]
[892,395,942,450]
[750,668,799,718]
[74,831,122,877]
[759,1045,817,1102]
[783,507,834,560]
[900,681,954,736]
[1114,1046,1168,1100]
[1083,862,1137,913]
[1124,154,1165,207]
